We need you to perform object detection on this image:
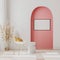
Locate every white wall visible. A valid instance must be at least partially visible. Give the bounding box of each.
[9,0,60,49]
[0,0,60,49]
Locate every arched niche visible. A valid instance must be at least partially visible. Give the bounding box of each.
[31,6,53,49]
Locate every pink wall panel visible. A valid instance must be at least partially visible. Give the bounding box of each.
[31,6,53,50]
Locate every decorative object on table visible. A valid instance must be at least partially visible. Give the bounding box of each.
[3,20,12,50]
[13,32,23,42]
[14,36,23,42]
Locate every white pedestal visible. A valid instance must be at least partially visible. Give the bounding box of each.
[28,42,36,54]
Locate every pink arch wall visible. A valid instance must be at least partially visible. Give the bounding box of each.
[31,6,53,49]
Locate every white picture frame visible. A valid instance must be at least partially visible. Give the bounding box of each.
[34,19,50,30]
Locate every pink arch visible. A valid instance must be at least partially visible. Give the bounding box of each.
[31,6,53,49]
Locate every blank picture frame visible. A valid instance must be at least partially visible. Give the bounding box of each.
[34,19,51,30]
